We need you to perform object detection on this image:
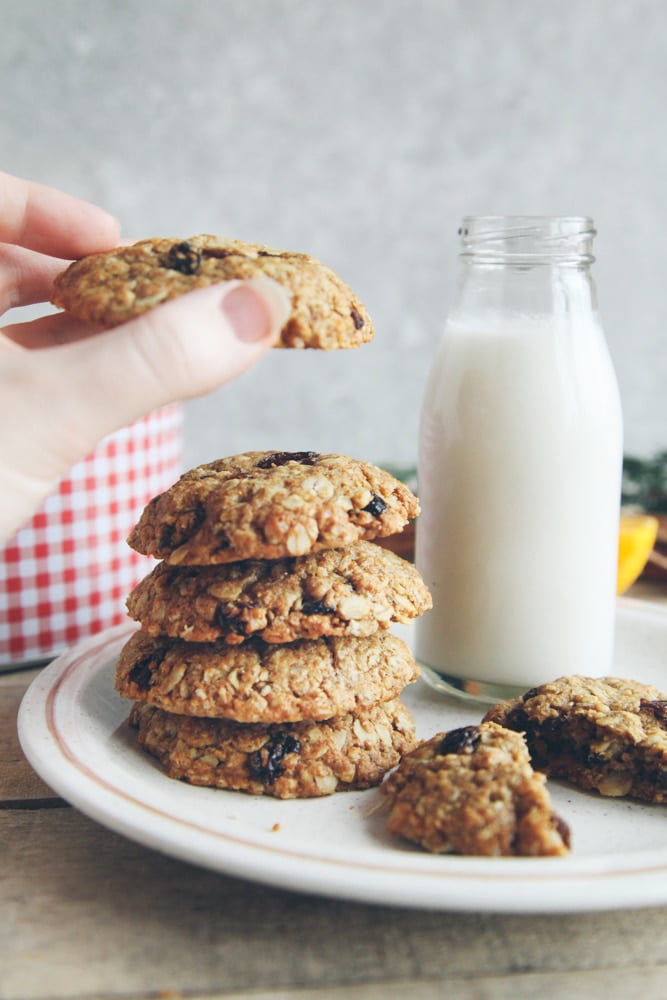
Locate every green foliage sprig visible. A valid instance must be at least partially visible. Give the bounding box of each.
[622,452,667,513]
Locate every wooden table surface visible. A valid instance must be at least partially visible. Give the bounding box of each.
[3,582,667,1000]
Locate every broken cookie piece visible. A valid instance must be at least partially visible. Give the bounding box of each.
[484,675,667,804]
[381,721,570,856]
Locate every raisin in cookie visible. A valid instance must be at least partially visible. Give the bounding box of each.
[382,722,571,856]
[127,451,420,564]
[129,698,417,798]
[126,540,432,644]
[484,675,667,804]
[51,234,373,350]
[115,628,420,723]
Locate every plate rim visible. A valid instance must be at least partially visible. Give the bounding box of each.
[17,601,667,914]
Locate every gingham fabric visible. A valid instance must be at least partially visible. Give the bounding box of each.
[0,404,183,665]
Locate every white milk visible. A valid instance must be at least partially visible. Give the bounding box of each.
[415,309,623,690]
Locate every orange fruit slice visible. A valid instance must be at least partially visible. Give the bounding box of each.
[617,513,659,594]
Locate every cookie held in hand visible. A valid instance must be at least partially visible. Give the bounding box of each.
[51,234,373,349]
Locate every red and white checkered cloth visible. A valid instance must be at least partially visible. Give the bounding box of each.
[0,404,183,665]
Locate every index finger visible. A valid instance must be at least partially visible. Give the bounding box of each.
[0,171,121,258]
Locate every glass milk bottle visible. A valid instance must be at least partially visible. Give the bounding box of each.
[415,216,623,704]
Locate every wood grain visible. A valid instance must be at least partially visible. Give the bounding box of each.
[4,806,667,999]
[0,669,63,805]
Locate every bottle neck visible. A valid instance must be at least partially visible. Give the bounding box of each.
[451,217,598,321]
[452,258,598,319]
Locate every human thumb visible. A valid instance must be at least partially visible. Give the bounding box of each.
[38,275,291,461]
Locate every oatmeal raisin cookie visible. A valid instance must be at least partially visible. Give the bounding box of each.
[382,721,571,856]
[484,675,667,804]
[115,628,420,723]
[129,698,417,798]
[127,451,419,565]
[51,234,373,350]
[126,540,431,644]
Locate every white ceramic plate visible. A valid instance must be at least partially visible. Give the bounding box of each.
[17,599,667,913]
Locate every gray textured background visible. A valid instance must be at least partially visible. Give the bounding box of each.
[2,0,666,470]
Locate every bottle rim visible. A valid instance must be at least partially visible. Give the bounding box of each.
[458,216,596,265]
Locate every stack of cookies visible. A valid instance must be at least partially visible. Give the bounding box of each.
[115,450,432,799]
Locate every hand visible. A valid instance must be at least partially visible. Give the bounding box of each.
[0,172,289,541]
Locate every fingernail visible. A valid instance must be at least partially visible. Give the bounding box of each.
[221,276,291,343]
